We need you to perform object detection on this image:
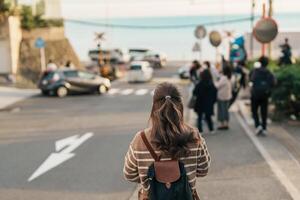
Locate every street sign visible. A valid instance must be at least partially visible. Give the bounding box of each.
[192,42,201,52]
[35,37,45,49]
[253,18,278,43]
[194,25,207,39]
[209,31,222,47]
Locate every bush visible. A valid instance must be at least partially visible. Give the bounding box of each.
[272,65,300,119]
[20,6,35,30]
[21,5,63,30]
[247,59,279,72]
[0,0,10,14]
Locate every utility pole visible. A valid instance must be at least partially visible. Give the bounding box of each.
[250,0,255,59]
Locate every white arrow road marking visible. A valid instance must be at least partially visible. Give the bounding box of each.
[135,89,148,96]
[28,132,94,182]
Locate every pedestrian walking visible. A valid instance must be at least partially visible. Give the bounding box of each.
[216,66,232,130]
[65,60,75,69]
[250,56,276,136]
[189,60,201,85]
[193,70,217,133]
[279,38,292,66]
[203,61,219,83]
[229,60,246,107]
[46,59,58,72]
[123,82,210,200]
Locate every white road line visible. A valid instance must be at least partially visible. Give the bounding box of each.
[135,89,149,96]
[121,89,134,95]
[108,88,120,95]
[236,113,300,200]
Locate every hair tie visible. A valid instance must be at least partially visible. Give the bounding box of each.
[165,95,171,100]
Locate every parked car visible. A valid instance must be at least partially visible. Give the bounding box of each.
[143,51,167,68]
[127,61,153,83]
[129,48,149,61]
[88,48,130,64]
[38,69,111,97]
[178,64,190,79]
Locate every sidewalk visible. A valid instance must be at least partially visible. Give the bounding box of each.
[0,86,39,110]
[238,100,300,199]
[129,103,298,200]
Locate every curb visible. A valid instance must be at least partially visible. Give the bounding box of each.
[0,87,39,110]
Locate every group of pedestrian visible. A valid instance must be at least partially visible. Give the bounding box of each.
[189,56,276,136]
[189,60,234,134]
[46,59,75,72]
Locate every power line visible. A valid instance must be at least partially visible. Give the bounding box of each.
[65,16,257,30]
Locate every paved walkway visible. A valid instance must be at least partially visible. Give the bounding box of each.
[0,86,39,110]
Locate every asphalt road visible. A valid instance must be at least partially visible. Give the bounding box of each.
[0,64,297,200]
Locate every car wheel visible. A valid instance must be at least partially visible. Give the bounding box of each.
[98,84,107,94]
[41,90,49,95]
[56,86,68,98]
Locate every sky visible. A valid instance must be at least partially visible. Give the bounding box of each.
[19,0,300,19]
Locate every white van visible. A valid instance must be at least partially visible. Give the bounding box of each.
[127,61,153,83]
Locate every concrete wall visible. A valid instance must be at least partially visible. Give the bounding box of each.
[8,16,22,74]
[0,16,22,75]
[245,32,300,59]
[22,27,65,41]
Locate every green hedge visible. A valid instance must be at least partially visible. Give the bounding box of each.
[21,5,63,30]
[272,65,300,119]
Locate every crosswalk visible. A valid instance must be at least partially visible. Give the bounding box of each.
[107,88,154,97]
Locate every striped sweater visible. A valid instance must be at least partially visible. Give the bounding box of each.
[123,127,211,192]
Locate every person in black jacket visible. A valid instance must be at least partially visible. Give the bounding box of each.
[250,56,276,136]
[189,60,201,84]
[193,69,217,133]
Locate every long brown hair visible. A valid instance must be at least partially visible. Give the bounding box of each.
[150,82,197,158]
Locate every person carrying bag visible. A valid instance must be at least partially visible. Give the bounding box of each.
[123,82,211,200]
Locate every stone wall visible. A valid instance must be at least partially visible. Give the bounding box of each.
[22,27,65,41]
[18,32,82,87]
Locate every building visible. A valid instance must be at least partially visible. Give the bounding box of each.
[43,0,61,19]
[33,0,61,19]
[0,16,22,78]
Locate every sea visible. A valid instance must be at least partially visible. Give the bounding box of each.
[64,13,299,61]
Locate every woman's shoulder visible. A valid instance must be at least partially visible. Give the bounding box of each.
[129,128,152,151]
[185,124,205,145]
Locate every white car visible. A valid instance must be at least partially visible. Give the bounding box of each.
[127,61,153,83]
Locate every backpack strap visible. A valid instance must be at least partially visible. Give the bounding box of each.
[140,131,160,161]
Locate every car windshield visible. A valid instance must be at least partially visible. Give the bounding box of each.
[78,71,95,79]
[42,72,56,80]
[63,70,78,78]
[130,65,142,70]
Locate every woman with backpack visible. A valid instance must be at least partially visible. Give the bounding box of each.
[123,82,210,200]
